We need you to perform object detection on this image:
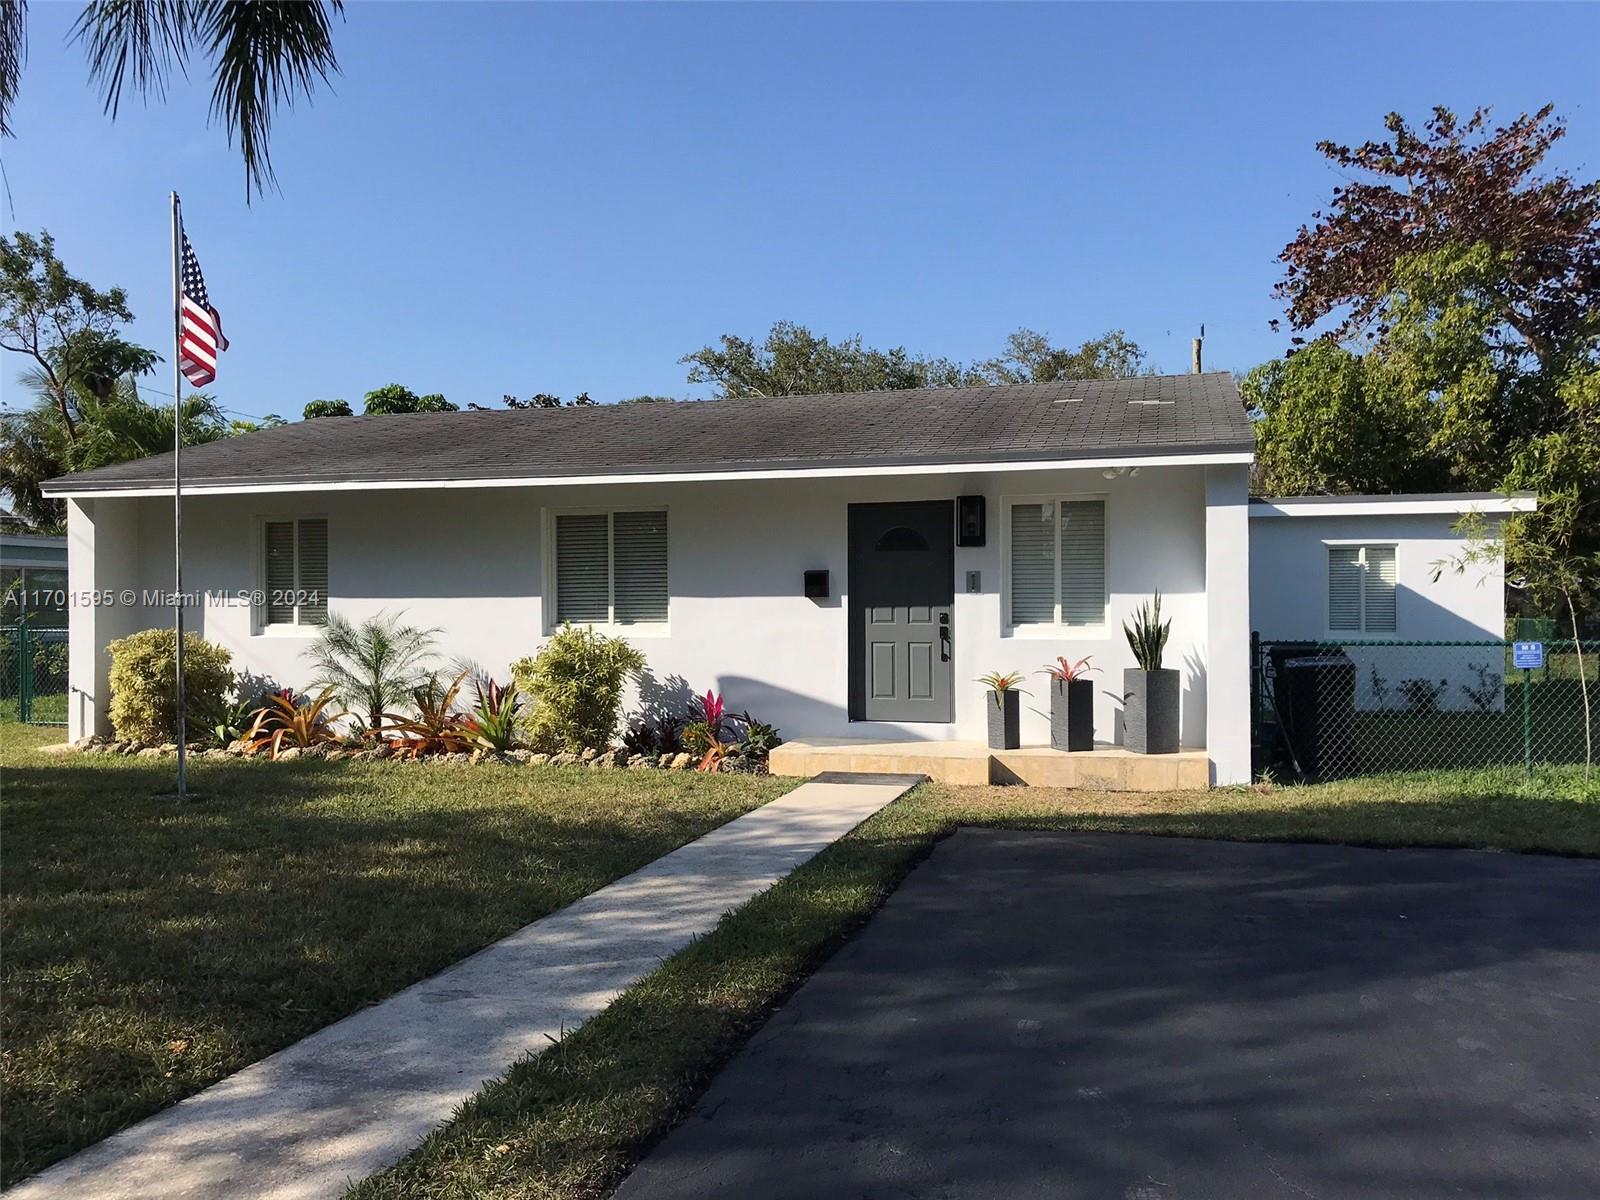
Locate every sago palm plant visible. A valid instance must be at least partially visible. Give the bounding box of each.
[305,611,438,735]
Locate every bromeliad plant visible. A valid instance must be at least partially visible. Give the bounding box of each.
[1041,655,1097,683]
[1123,593,1171,672]
[977,671,1027,706]
[460,676,523,754]
[209,696,259,747]
[683,689,736,771]
[384,671,475,759]
[241,687,346,759]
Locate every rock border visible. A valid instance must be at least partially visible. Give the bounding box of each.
[61,736,769,774]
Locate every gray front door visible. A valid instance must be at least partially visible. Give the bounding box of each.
[849,501,955,723]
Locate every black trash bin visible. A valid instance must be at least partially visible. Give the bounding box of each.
[1274,648,1358,779]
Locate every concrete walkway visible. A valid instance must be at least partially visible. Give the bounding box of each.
[6,774,920,1200]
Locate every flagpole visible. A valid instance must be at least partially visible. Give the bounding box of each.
[171,191,188,801]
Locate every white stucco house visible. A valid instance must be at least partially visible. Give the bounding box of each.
[40,374,1524,787]
[1249,491,1533,711]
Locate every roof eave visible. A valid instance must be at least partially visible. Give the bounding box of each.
[43,444,1256,498]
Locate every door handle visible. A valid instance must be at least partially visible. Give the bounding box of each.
[939,622,952,662]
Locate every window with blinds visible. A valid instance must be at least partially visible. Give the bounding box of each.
[1007,498,1106,628]
[1328,544,1396,633]
[260,517,329,627]
[553,509,668,627]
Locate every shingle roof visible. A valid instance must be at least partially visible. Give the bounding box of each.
[43,373,1253,494]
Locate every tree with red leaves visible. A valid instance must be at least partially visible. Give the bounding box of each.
[1275,105,1600,370]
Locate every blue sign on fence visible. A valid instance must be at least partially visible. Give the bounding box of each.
[1513,641,1545,670]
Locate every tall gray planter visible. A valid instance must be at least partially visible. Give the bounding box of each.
[1049,678,1095,751]
[986,690,1021,750]
[1123,668,1179,754]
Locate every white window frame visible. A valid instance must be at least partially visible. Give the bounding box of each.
[542,505,670,636]
[254,514,329,635]
[1323,540,1398,637]
[1000,492,1109,638]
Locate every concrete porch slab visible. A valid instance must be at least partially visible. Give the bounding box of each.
[769,738,1210,790]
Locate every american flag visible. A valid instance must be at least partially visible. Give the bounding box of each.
[179,229,228,388]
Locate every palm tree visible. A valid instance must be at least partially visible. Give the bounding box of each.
[0,1,344,198]
[305,612,439,734]
[1,372,227,530]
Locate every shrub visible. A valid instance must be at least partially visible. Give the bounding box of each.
[622,711,684,757]
[511,624,645,752]
[107,628,233,744]
[732,711,783,759]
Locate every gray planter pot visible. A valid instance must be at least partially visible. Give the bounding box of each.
[1049,677,1095,751]
[986,689,1021,750]
[1123,667,1180,754]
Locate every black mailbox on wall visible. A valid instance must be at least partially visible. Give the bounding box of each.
[804,569,830,599]
[956,495,986,547]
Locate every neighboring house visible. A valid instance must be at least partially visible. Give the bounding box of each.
[1249,493,1532,712]
[43,375,1258,781]
[37,374,1524,785]
[1,516,69,627]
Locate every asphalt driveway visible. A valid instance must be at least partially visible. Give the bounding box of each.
[615,830,1600,1200]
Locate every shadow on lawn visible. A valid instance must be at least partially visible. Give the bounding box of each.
[0,755,774,1187]
[352,790,1600,1200]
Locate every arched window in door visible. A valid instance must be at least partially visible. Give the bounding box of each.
[875,526,930,552]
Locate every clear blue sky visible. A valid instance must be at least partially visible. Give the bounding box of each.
[3,2,1597,424]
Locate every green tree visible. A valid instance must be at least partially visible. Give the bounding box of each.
[303,398,353,420]
[476,392,598,410]
[974,328,1149,383]
[681,321,970,399]
[1276,105,1600,371]
[361,384,457,415]
[1243,340,1446,496]
[1,2,344,198]
[1259,105,1600,596]
[1,379,227,529]
[0,230,157,439]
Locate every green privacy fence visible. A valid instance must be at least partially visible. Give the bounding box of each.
[1252,636,1598,779]
[1,624,69,725]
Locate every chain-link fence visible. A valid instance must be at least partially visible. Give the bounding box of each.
[1252,636,1599,779]
[1,624,70,725]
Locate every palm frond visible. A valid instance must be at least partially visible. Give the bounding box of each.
[70,0,190,119]
[0,0,27,138]
[195,0,344,199]
[71,0,343,199]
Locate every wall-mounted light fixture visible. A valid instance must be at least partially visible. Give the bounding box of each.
[956,495,986,546]
[804,569,829,599]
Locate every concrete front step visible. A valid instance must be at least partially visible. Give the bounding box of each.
[770,739,1211,790]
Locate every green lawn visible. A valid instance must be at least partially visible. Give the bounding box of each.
[6,720,1597,1199]
[0,724,797,1187]
[349,764,1600,1200]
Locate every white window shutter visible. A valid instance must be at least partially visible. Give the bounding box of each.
[555,513,611,624]
[296,519,329,626]
[264,521,296,625]
[1058,500,1106,627]
[612,510,668,624]
[1328,546,1363,632]
[1010,502,1056,625]
[1363,545,1397,632]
